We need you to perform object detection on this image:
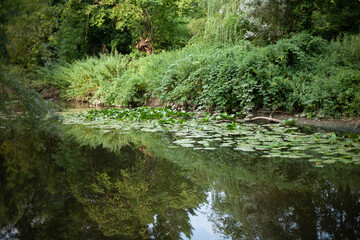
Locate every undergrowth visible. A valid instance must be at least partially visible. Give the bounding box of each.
[36,33,360,117]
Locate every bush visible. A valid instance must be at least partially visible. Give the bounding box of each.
[146,33,359,116]
[147,33,329,113]
[328,34,360,68]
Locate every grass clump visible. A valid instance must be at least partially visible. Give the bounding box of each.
[36,52,141,106]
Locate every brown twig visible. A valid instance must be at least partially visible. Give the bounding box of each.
[270,107,277,118]
[355,120,360,131]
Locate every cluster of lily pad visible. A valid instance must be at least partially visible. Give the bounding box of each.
[84,107,195,124]
[61,107,360,167]
[84,107,238,124]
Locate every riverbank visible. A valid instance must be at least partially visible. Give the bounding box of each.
[35,33,360,119]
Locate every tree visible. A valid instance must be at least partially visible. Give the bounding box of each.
[51,0,201,60]
[0,0,55,69]
[314,0,360,39]
[93,0,201,53]
[200,0,249,44]
[240,0,318,43]
[53,0,133,61]
[240,0,360,42]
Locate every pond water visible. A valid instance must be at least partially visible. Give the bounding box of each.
[1,113,360,239]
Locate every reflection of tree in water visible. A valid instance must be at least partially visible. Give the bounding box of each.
[0,125,207,239]
[2,122,360,240]
[57,139,206,239]
[0,72,117,239]
[0,128,109,240]
[207,159,360,240]
[63,126,360,239]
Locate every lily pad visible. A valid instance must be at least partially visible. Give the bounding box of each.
[323,159,336,164]
[179,143,195,148]
[234,147,256,152]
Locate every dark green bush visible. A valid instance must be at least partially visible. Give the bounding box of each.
[147,33,330,113]
[149,33,359,116]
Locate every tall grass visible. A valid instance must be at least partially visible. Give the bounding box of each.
[37,52,131,105]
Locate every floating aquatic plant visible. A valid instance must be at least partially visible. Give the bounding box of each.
[84,107,195,123]
[60,108,360,166]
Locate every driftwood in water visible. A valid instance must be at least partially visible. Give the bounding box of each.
[237,116,284,124]
[215,116,284,124]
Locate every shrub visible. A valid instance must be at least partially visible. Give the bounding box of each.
[148,33,359,116]
[328,34,360,68]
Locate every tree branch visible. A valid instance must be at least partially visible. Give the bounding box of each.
[237,116,284,124]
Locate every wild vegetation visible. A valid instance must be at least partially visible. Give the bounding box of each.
[1,0,360,118]
[36,33,360,117]
[1,1,360,239]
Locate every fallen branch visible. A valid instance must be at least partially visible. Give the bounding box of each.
[237,116,284,124]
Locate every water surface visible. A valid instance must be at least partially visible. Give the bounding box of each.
[0,122,359,239]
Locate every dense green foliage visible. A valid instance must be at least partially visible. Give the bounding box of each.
[0,65,59,134]
[2,0,360,65]
[1,0,360,117]
[39,33,360,117]
[196,0,360,45]
[0,0,200,65]
[36,53,132,104]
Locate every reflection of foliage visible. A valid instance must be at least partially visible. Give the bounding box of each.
[64,109,360,164]
[2,118,360,239]
[208,161,360,239]
[0,123,206,239]
[0,128,61,239]
[0,127,123,239]
[86,107,194,121]
[64,125,360,239]
[56,128,207,239]
[83,171,153,238]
